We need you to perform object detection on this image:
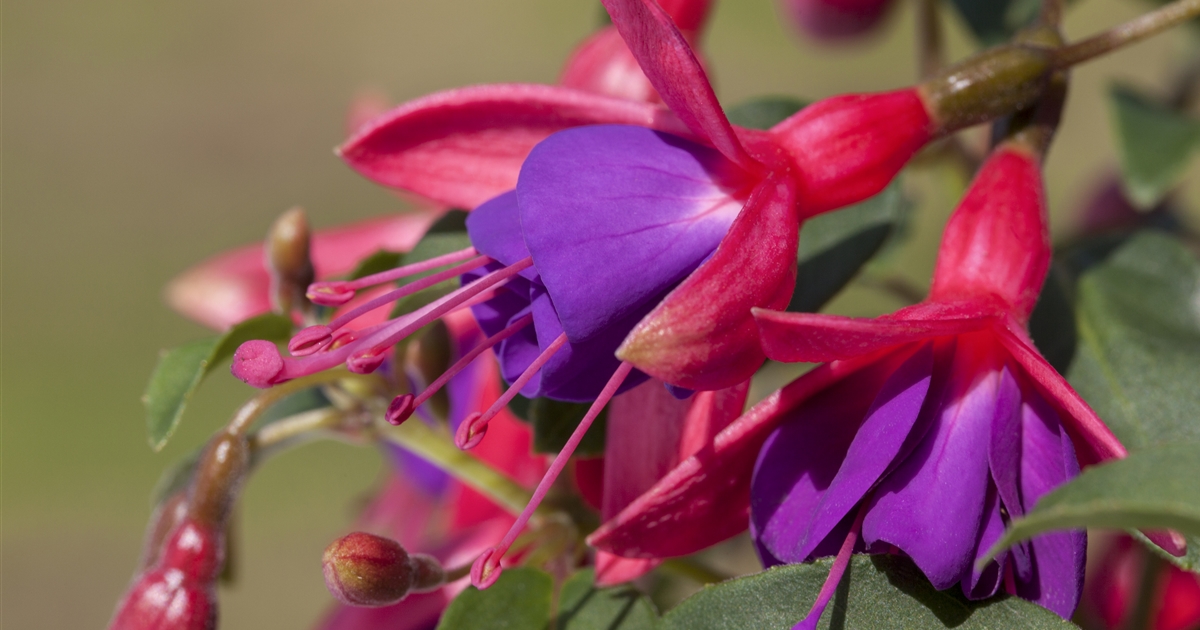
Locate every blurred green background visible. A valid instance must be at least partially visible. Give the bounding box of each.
[4,0,1197,627]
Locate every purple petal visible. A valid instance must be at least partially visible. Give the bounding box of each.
[463,262,539,391]
[1014,384,1086,618]
[517,125,747,343]
[989,365,1024,518]
[465,191,538,281]
[386,445,451,498]
[862,347,998,590]
[962,480,1008,600]
[752,345,933,564]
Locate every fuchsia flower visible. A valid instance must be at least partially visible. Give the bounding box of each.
[779,0,895,41]
[588,137,1128,622]
[1081,535,1200,630]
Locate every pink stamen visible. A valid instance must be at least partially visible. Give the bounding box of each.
[389,314,535,426]
[793,502,869,630]
[455,331,567,450]
[345,257,533,374]
[306,246,479,306]
[469,361,634,589]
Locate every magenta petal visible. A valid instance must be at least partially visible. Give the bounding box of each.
[755,309,995,364]
[600,0,756,169]
[989,366,1024,518]
[962,481,1008,600]
[862,351,998,590]
[465,192,535,278]
[518,125,746,343]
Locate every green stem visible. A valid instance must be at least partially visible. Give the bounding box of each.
[376,417,538,519]
[247,407,347,461]
[916,0,944,80]
[1054,0,1200,70]
[227,369,360,436]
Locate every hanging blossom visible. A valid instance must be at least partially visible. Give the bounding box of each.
[588,113,1131,623]
[235,0,1065,591]
[778,0,896,40]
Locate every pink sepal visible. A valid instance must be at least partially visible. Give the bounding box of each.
[594,553,662,587]
[996,320,1126,466]
[165,213,437,331]
[560,27,661,104]
[601,0,757,171]
[617,174,799,391]
[587,355,878,558]
[754,306,997,364]
[339,84,686,209]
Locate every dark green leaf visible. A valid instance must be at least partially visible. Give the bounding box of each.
[143,313,293,451]
[788,177,910,312]
[1110,84,1200,209]
[556,569,658,630]
[660,555,1074,629]
[986,443,1200,564]
[1067,231,1200,449]
[436,567,553,630]
[725,96,808,130]
[1131,530,1200,574]
[348,249,404,281]
[1027,261,1077,374]
[946,0,1041,46]
[392,210,473,316]
[530,398,607,457]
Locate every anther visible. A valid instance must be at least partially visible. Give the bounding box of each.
[385,394,415,426]
[288,325,333,356]
[469,547,503,590]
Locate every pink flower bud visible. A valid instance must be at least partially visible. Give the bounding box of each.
[322,532,416,607]
[779,0,894,40]
[109,567,217,630]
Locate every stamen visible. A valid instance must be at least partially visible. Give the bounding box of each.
[344,257,533,375]
[289,256,490,356]
[306,246,479,306]
[388,314,535,426]
[454,332,567,450]
[469,361,634,589]
[792,502,869,630]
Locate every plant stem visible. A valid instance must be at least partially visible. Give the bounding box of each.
[1039,0,1064,30]
[916,0,943,80]
[376,417,538,519]
[248,407,347,460]
[1054,0,1200,70]
[227,369,358,436]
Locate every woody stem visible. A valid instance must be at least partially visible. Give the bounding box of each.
[1054,0,1200,70]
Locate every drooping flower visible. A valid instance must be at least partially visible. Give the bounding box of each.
[588,120,1127,622]
[778,0,895,41]
[1080,534,1200,630]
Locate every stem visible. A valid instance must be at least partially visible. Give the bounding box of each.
[247,407,347,460]
[1054,0,1200,70]
[227,369,359,436]
[1039,0,1064,30]
[916,0,943,79]
[376,416,538,519]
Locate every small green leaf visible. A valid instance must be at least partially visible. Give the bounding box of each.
[529,398,607,456]
[436,567,553,630]
[725,96,808,130]
[1067,231,1200,449]
[1027,261,1077,374]
[985,443,1200,564]
[788,177,910,313]
[660,555,1073,629]
[556,569,658,629]
[392,210,473,316]
[946,0,1041,46]
[348,250,404,281]
[1110,84,1200,209]
[143,313,293,451]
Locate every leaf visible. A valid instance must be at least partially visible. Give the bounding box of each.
[946,0,1041,46]
[391,210,472,316]
[556,569,658,630]
[1067,231,1200,449]
[660,555,1074,629]
[1027,261,1078,375]
[436,567,553,630]
[348,249,404,281]
[787,177,910,313]
[143,313,293,451]
[1131,529,1200,574]
[725,96,808,131]
[985,443,1200,564]
[530,397,608,457]
[1110,84,1200,209]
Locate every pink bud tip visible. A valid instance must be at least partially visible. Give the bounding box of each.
[1144,529,1189,557]
[231,340,284,388]
[454,412,487,450]
[307,281,355,306]
[385,394,415,426]
[347,350,387,374]
[322,532,414,607]
[108,567,216,630]
[288,325,333,356]
[469,548,502,590]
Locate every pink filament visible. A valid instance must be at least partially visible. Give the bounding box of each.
[325,255,490,331]
[416,314,534,411]
[310,246,479,300]
[470,361,635,589]
[794,502,869,630]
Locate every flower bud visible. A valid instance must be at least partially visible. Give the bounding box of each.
[140,491,189,571]
[265,206,314,315]
[322,532,416,607]
[108,567,217,630]
[778,0,894,41]
[188,432,251,527]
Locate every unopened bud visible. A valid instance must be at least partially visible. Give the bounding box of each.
[109,566,217,630]
[266,206,314,314]
[140,491,189,570]
[409,553,447,592]
[188,432,250,526]
[323,532,415,607]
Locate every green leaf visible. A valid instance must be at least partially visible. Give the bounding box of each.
[392,210,472,316]
[436,567,553,630]
[660,555,1073,629]
[530,397,607,457]
[1067,231,1200,449]
[1027,261,1077,375]
[1110,84,1200,209]
[347,249,404,281]
[725,96,808,130]
[143,313,293,451]
[985,444,1200,564]
[946,0,1041,46]
[1131,529,1200,574]
[556,569,658,630]
[788,177,910,313]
